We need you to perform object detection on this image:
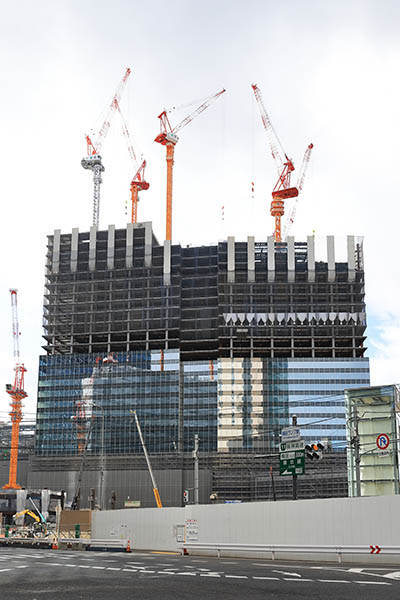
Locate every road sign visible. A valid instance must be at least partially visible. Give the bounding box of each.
[376,433,390,450]
[279,449,305,476]
[281,427,301,442]
[280,440,304,452]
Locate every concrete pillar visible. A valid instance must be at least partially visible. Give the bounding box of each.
[227,236,235,283]
[52,229,61,274]
[70,228,79,273]
[267,236,275,282]
[144,222,152,267]
[89,226,97,272]
[287,236,295,282]
[126,223,134,268]
[307,236,315,282]
[347,235,356,282]
[107,225,115,270]
[163,240,171,286]
[247,236,255,283]
[327,235,335,282]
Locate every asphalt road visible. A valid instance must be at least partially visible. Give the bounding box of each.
[1,547,400,599]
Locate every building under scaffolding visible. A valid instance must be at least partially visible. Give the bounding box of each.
[29,224,370,507]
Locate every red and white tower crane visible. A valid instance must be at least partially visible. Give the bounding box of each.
[282,143,314,238]
[113,98,149,224]
[251,83,313,242]
[3,289,27,490]
[155,88,226,242]
[82,67,131,227]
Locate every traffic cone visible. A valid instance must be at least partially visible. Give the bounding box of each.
[126,539,131,553]
[52,537,58,550]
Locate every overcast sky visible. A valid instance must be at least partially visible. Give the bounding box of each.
[0,0,399,419]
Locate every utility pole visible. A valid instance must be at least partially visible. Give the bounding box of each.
[292,415,297,500]
[352,404,361,497]
[193,434,199,504]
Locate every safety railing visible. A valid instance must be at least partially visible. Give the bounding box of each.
[181,542,400,563]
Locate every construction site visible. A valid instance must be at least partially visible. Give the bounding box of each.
[0,69,370,527]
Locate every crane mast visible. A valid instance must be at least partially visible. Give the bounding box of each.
[82,67,131,227]
[3,289,27,490]
[251,84,312,242]
[155,88,226,241]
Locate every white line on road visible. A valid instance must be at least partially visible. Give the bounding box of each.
[355,581,391,585]
[157,571,175,575]
[78,565,91,568]
[318,580,351,583]
[0,569,11,572]
[177,572,197,576]
[253,576,280,580]
[106,567,121,571]
[200,573,221,577]
[225,575,248,579]
[92,566,105,569]
[139,570,155,574]
[283,578,313,582]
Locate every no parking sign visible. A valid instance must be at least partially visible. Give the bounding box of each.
[376,433,390,450]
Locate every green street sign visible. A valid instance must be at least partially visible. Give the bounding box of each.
[279,449,305,476]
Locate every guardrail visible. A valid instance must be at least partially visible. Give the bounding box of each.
[181,543,400,563]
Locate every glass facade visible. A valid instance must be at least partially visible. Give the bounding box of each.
[36,350,369,457]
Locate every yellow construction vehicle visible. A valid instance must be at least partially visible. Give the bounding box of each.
[13,508,47,536]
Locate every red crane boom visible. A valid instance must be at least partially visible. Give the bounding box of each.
[113,98,149,224]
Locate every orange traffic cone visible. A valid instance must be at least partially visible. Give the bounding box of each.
[52,537,58,550]
[126,539,131,553]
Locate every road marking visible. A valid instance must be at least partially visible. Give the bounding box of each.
[78,565,91,568]
[158,571,175,575]
[318,579,351,583]
[122,569,137,572]
[283,578,313,582]
[200,573,221,577]
[139,570,155,574]
[16,565,29,569]
[191,560,207,562]
[177,572,196,576]
[0,569,11,572]
[253,576,280,580]
[274,570,301,577]
[383,572,400,580]
[64,564,77,567]
[92,566,105,569]
[225,575,248,579]
[355,581,391,585]
[221,561,237,564]
[106,567,121,571]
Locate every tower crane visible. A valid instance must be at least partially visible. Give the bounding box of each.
[155,88,226,241]
[3,289,27,490]
[251,83,313,242]
[113,98,149,224]
[82,67,131,228]
[282,143,314,238]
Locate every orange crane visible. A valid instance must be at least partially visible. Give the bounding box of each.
[82,67,131,227]
[3,289,27,490]
[155,88,226,241]
[113,98,149,223]
[251,83,313,242]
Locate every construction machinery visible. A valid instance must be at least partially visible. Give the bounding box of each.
[3,289,27,490]
[82,67,131,227]
[131,410,162,508]
[113,98,149,223]
[155,88,226,241]
[282,142,314,238]
[251,83,313,242]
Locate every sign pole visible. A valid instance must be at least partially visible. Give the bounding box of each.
[292,415,297,500]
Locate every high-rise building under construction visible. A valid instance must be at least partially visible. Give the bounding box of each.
[31,224,370,506]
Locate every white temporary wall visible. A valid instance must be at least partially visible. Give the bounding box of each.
[92,495,400,563]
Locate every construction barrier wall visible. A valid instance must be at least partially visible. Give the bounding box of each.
[92,495,400,564]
